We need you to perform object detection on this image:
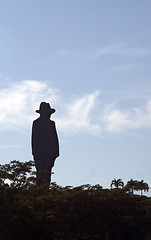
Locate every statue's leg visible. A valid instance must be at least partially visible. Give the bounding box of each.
[36,169,43,184]
[44,157,55,184]
[34,156,46,184]
[34,156,53,184]
[45,168,52,184]
[36,169,51,184]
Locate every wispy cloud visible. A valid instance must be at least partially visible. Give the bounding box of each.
[0,80,101,135]
[0,80,151,136]
[93,43,125,57]
[0,80,59,131]
[101,101,151,133]
[56,90,101,135]
[93,43,151,57]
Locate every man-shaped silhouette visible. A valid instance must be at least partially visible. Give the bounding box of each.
[32,102,59,184]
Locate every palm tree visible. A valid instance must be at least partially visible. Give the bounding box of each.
[125,179,138,194]
[136,180,149,196]
[110,178,124,189]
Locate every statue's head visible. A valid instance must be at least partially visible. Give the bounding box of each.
[35,102,56,116]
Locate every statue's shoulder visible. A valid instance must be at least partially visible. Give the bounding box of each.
[50,120,55,125]
[35,117,40,122]
[33,117,40,124]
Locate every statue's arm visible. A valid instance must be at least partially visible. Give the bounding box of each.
[53,122,60,158]
[31,121,37,156]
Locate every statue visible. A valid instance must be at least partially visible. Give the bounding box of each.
[31,102,59,184]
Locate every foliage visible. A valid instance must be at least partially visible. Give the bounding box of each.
[0,160,36,188]
[0,161,150,240]
[125,179,149,195]
[136,180,149,196]
[110,178,124,189]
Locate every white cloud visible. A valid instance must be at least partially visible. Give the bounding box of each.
[102,101,151,133]
[0,80,59,131]
[0,80,151,136]
[56,90,101,135]
[0,80,101,135]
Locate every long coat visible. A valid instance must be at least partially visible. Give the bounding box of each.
[32,117,59,170]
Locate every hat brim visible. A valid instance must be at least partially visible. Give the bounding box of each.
[36,108,56,114]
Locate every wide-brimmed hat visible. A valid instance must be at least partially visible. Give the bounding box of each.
[36,102,56,114]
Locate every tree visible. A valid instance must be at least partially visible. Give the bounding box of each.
[125,179,139,194]
[136,180,149,196]
[0,161,150,239]
[125,179,149,196]
[0,160,36,188]
[110,178,124,189]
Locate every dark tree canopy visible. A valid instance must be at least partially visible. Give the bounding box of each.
[0,160,150,240]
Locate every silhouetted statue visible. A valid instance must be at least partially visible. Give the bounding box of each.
[32,102,59,184]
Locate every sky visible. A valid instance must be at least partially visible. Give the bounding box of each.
[0,0,151,193]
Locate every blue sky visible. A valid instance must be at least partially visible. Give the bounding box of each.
[0,1,151,192]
